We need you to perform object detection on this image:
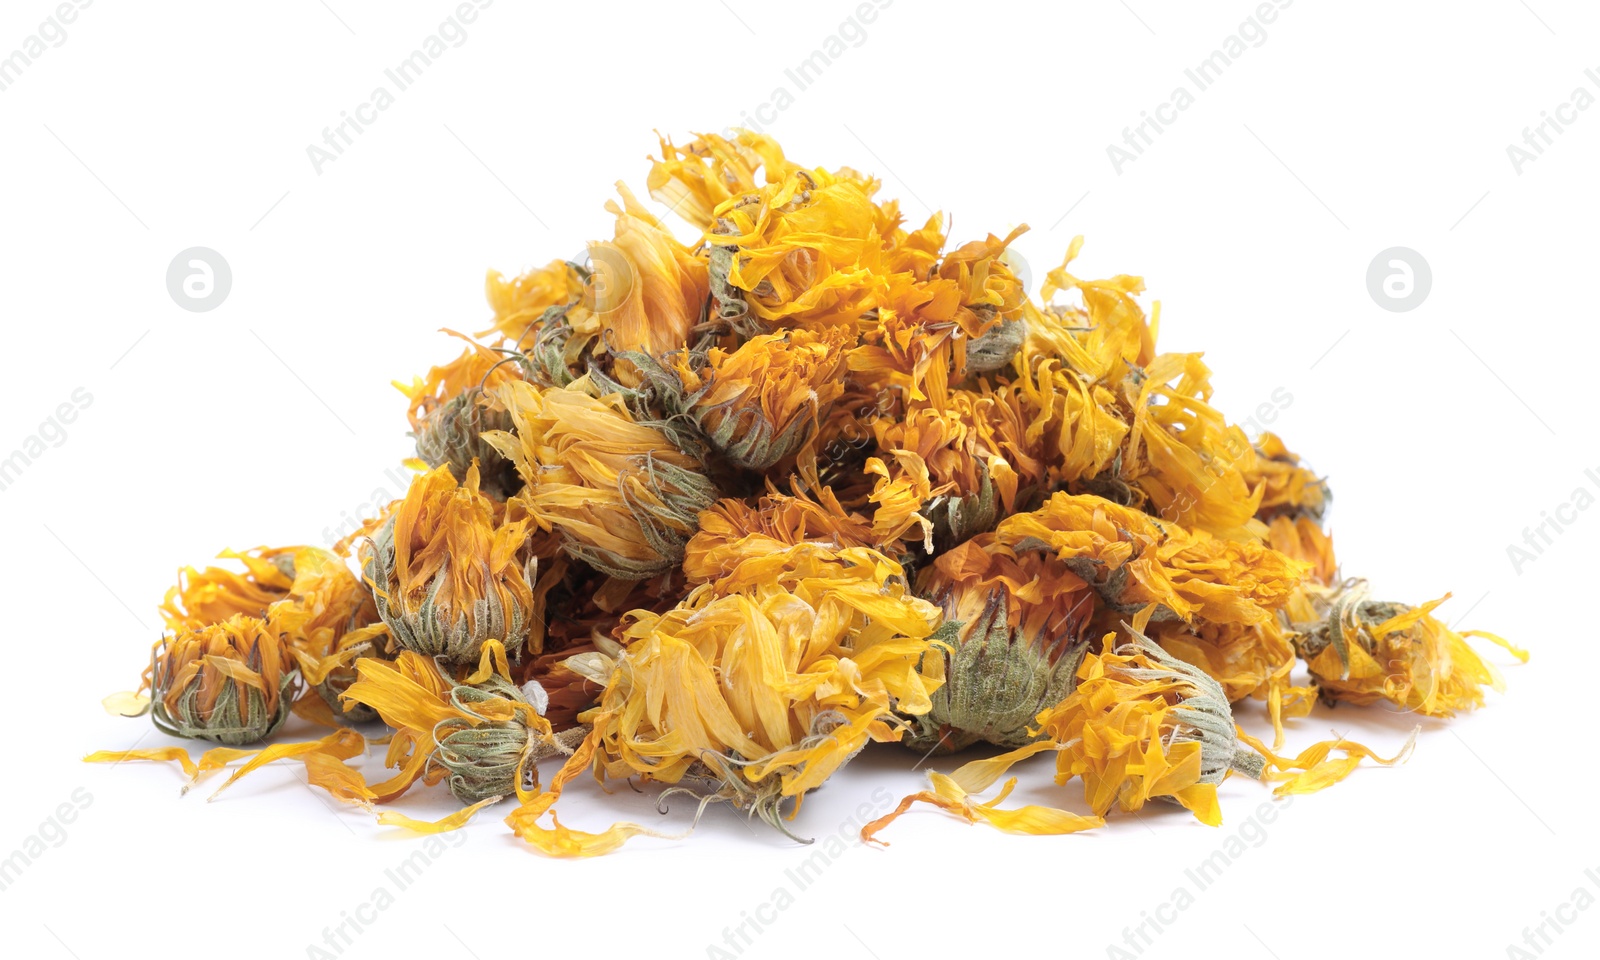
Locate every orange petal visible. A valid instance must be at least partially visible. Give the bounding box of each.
[84,747,199,780]
[510,813,681,858]
[378,795,501,834]
[206,729,369,801]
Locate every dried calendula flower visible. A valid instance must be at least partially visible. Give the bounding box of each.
[132,614,300,745]
[1028,246,1294,540]
[1113,519,1329,745]
[504,541,945,853]
[268,546,390,723]
[1018,241,1276,541]
[715,165,889,329]
[647,130,794,233]
[940,230,1030,339]
[865,627,1263,843]
[486,379,719,579]
[682,489,874,586]
[1295,580,1528,716]
[655,326,850,472]
[1012,339,1130,488]
[851,228,1028,407]
[1120,351,1265,540]
[480,258,587,344]
[996,492,1309,626]
[363,462,542,665]
[159,545,300,631]
[340,641,573,806]
[1145,616,1313,751]
[1246,431,1330,522]
[872,383,1047,548]
[646,131,796,336]
[587,184,710,376]
[1038,628,1266,821]
[1026,238,1155,384]
[396,331,527,499]
[864,450,951,553]
[901,536,1096,754]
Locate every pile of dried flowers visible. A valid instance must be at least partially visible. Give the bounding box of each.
[91,131,1526,855]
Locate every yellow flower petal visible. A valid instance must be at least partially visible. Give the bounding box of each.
[377,795,502,834]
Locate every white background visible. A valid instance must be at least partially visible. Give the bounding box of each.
[1,2,1594,958]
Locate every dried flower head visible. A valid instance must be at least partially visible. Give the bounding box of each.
[1019,242,1269,542]
[1121,351,1264,540]
[715,166,889,328]
[363,463,542,664]
[268,546,390,723]
[1296,580,1528,716]
[159,546,300,631]
[872,383,1046,547]
[1031,236,1157,380]
[850,228,1027,407]
[481,258,587,344]
[1011,630,1273,825]
[863,626,1263,843]
[397,333,526,499]
[647,131,794,232]
[587,185,709,378]
[662,326,850,471]
[682,491,874,587]
[1247,432,1330,521]
[996,492,1309,626]
[146,614,299,745]
[486,379,718,579]
[1037,629,1266,823]
[507,541,944,850]
[903,536,1096,753]
[1145,616,1312,750]
[938,230,1029,334]
[340,642,565,805]
[1013,342,1129,487]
